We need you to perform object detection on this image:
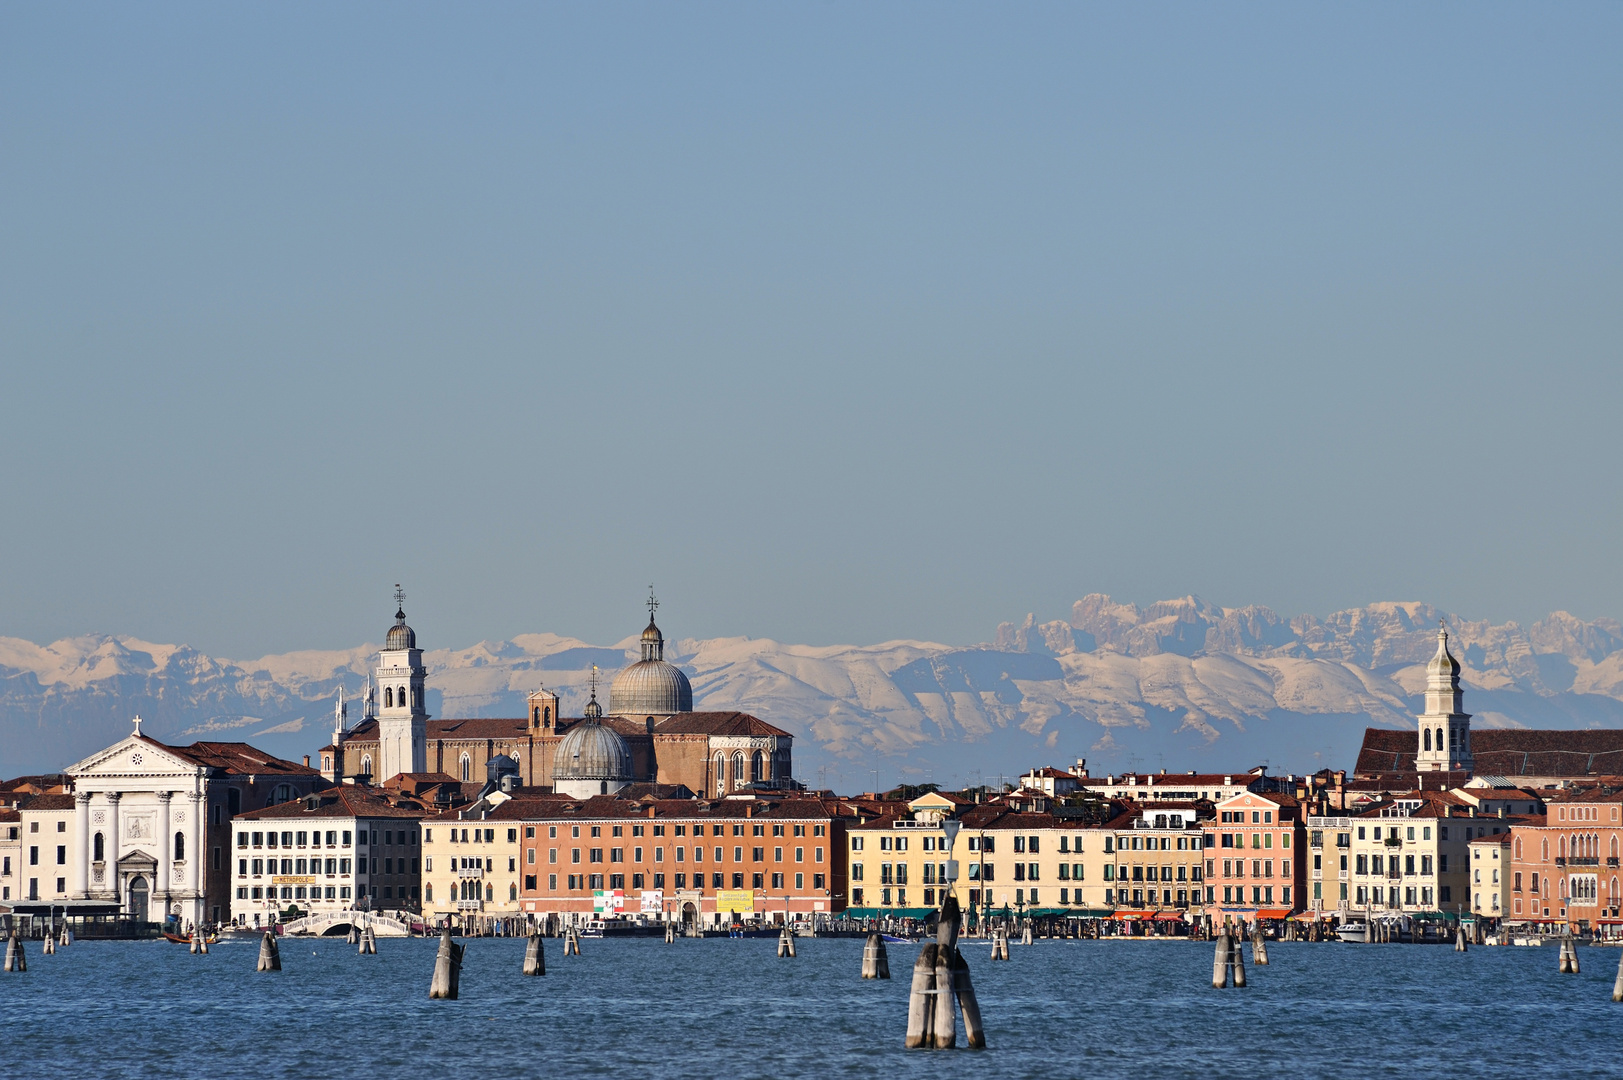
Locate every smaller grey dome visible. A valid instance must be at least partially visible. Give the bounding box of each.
[386,607,416,651]
[555,717,632,782]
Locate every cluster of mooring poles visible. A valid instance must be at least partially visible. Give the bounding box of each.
[429,927,463,999]
[1560,934,1581,975]
[523,931,545,976]
[777,925,796,958]
[988,928,1010,961]
[256,930,281,972]
[860,933,890,979]
[1211,918,1248,989]
[903,896,985,1050]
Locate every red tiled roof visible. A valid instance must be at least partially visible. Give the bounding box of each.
[435,794,842,823]
[17,794,77,811]
[232,787,425,820]
[1356,728,1623,779]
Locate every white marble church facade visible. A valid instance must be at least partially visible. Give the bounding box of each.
[64,718,321,926]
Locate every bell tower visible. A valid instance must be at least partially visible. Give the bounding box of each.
[528,687,560,733]
[1415,622,1472,775]
[376,586,428,780]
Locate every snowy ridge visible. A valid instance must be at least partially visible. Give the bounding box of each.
[5,596,1623,785]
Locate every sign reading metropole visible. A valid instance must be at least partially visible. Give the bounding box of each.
[640,890,663,913]
[715,889,754,914]
[593,889,626,913]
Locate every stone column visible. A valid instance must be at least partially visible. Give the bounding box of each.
[74,792,91,898]
[189,792,205,925]
[105,793,122,901]
[156,792,172,914]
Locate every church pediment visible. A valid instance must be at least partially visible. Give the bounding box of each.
[116,849,157,869]
[67,735,199,779]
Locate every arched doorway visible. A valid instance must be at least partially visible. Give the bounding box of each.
[681,902,697,928]
[128,876,150,923]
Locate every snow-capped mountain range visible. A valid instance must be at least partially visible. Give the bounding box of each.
[5,595,1623,788]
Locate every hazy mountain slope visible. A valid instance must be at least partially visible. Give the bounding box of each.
[6,596,1623,786]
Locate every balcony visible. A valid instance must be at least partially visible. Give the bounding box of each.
[455,899,483,911]
[1569,857,1600,867]
[1608,857,1620,868]
[1555,858,1566,867]
[456,865,484,879]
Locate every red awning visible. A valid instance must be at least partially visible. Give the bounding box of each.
[1111,910,1154,920]
[1254,908,1293,919]
[1152,912,1184,921]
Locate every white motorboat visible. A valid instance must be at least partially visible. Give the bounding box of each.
[1335,920,1368,943]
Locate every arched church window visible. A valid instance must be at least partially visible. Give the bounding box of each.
[460,755,471,783]
[175,831,185,861]
[360,755,373,777]
[1423,729,1431,751]
[270,783,295,805]
[752,751,764,782]
[385,687,394,709]
[544,707,551,722]
[398,686,407,708]
[733,752,745,789]
[533,707,540,724]
[1436,728,1445,750]
[715,754,726,795]
[93,832,104,861]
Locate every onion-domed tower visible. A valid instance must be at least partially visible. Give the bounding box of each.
[375,586,428,780]
[1415,621,1472,774]
[554,670,633,798]
[608,590,693,716]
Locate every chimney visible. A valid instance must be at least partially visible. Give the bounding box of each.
[303,755,310,767]
[647,806,656,818]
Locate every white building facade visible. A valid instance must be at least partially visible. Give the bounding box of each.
[62,719,321,926]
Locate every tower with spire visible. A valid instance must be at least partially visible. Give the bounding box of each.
[1415,621,1473,775]
[375,585,428,780]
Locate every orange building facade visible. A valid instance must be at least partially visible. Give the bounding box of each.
[1202,790,1306,922]
[1507,789,1623,928]
[434,794,848,926]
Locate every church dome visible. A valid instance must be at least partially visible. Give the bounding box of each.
[609,600,693,715]
[386,606,416,651]
[554,716,632,783]
[610,659,693,715]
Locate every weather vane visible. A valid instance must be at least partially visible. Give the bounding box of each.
[394,584,406,612]
[647,585,659,622]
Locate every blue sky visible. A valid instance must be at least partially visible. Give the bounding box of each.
[2,2,1620,658]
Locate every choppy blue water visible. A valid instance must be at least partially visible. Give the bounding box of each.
[3,935,1621,1078]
